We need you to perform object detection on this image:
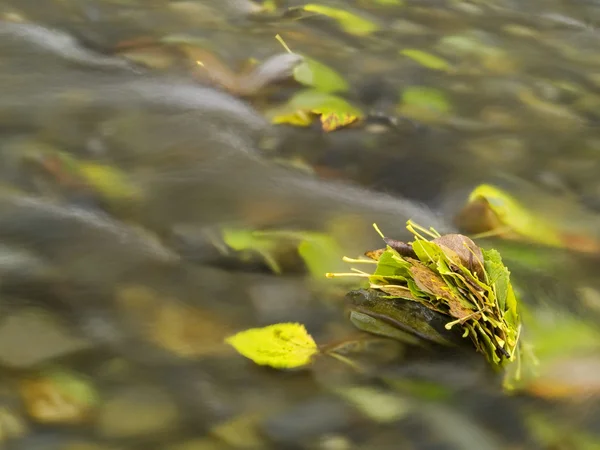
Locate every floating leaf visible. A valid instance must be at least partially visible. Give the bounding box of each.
[225,323,318,369]
[79,163,142,203]
[335,386,409,423]
[268,89,363,131]
[303,4,379,36]
[297,234,344,279]
[371,0,404,5]
[320,111,360,131]
[271,110,313,127]
[222,228,283,273]
[456,184,563,248]
[23,148,141,207]
[293,56,349,93]
[505,305,600,396]
[400,49,451,71]
[19,368,98,424]
[398,86,451,123]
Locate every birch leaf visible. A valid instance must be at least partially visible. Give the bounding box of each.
[225,323,318,369]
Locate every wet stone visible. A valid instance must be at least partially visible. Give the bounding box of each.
[97,385,180,439]
[0,309,94,369]
[0,406,28,443]
[261,396,359,446]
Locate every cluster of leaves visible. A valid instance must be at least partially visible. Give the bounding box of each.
[329,221,521,369]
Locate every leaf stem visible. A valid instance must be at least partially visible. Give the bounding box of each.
[326,351,365,373]
[275,34,294,54]
[342,256,377,264]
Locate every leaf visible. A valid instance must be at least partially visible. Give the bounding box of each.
[365,248,386,260]
[433,234,485,280]
[408,260,473,319]
[297,234,344,279]
[271,110,313,127]
[268,89,363,131]
[398,86,451,123]
[293,56,349,93]
[79,162,142,203]
[482,249,510,311]
[221,228,282,273]
[377,284,419,300]
[225,323,318,369]
[20,368,98,424]
[459,184,563,247]
[372,249,410,279]
[320,112,359,131]
[303,4,379,36]
[400,49,452,71]
[371,0,404,5]
[334,386,409,423]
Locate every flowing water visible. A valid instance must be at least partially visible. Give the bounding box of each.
[0,0,599,449]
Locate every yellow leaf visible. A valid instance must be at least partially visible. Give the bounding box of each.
[225,323,318,369]
[319,111,359,131]
[303,4,379,36]
[79,163,142,202]
[268,89,363,131]
[271,110,313,127]
[464,184,563,247]
[400,49,452,72]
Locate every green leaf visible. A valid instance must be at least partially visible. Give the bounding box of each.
[398,86,451,123]
[372,248,408,277]
[400,49,451,71]
[411,239,448,266]
[293,56,349,93]
[371,0,404,5]
[43,369,99,408]
[297,234,344,279]
[225,323,318,369]
[221,228,282,273]
[303,4,379,36]
[79,162,142,203]
[482,248,510,311]
[334,386,409,423]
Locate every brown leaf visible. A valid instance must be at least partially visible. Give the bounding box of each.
[454,197,501,234]
[378,285,419,300]
[365,248,385,260]
[383,237,417,258]
[433,234,485,280]
[408,260,473,319]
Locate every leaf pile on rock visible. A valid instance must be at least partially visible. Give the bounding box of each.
[328,221,521,369]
